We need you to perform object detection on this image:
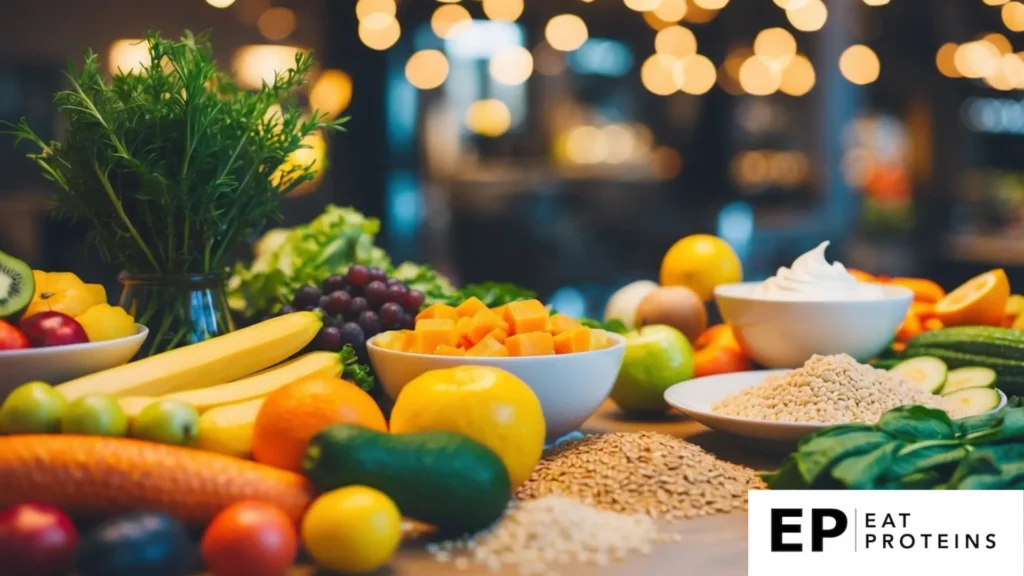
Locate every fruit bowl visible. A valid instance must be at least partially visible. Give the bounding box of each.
[714,282,913,368]
[367,331,626,440]
[0,324,149,400]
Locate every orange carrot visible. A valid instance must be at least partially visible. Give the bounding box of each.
[0,435,313,526]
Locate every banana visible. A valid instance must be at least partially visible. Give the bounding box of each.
[162,351,341,412]
[56,312,321,402]
[117,396,157,421]
[196,397,265,458]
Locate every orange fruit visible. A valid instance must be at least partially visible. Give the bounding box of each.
[659,234,742,301]
[252,376,387,472]
[934,269,1010,327]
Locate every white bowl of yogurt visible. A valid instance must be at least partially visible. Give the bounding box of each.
[713,241,913,368]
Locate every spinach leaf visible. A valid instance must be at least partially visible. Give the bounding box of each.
[795,431,893,486]
[996,407,1024,441]
[877,406,954,441]
[882,444,966,486]
[831,442,903,489]
[760,456,808,490]
[954,410,1005,440]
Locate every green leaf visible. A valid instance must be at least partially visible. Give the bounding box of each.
[876,405,954,441]
[761,455,809,490]
[954,410,1005,440]
[882,444,966,486]
[996,407,1024,441]
[579,317,629,334]
[340,345,375,392]
[830,442,903,489]
[795,431,893,486]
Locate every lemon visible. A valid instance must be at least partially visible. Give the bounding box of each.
[75,303,136,342]
[659,234,742,301]
[389,365,545,488]
[301,486,401,574]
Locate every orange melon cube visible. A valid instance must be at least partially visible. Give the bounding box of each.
[553,327,595,354]
[549,313,583,335]
[466,336,509,357]
[416,303,459,323]
[486,328,508,343]
[589,329,613,350]
[436,345,466,356]
[506,332,556,357]
[412,318,457,353]
[455,296,489,318]
[375,330,413,351]
[491,304,509,321]
[467,309,510,345]
[504,299,550,335]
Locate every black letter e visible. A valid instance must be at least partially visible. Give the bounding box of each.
[771,509,803,552]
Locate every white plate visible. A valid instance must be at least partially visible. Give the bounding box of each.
[664,370,1008,445]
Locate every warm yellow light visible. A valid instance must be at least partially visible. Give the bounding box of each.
[257,8,296,41]
[862,0,889,5]
[206,0,236,7]
[1004,2,1024,31]
[684,3,719,24]
[641,54,684,96]
[693,0,729,8]
[655,26,697,59]
[545,14,589,52]
[310,69,353,119]
[356,0,396,20]
[654,0,688,22]
[738,55,781,95]
[680,54,716,95]
[718,47,750,95]
[786,0,827,32]
[983,33,1013,55]
[273,130,328,197]
[652,146,683,180]
[624,0,662,11]
[405,50,450,90]
[233,45,305,90]
[566,125,610,164]
[985,0,1010,5]
[108,39,149,75]
[936,43,961,78]
[489,45,534,85]
[754,27,797,66]
[432,5,472,39]
[985,55,1019,90]
[466,99,513,137]
[643,11,674,31]
[955,41,1001,78]
[779,53,815,96]
[359,13,401,50]
[482,0,524,21]
[437,0,461,3]
[839,44,880,85]
[773,0,809,8]
[602,124,636,164]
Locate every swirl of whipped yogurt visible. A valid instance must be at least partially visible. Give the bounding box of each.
[753,241,885,300]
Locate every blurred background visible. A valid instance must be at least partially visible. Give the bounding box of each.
[2,0,1023,318]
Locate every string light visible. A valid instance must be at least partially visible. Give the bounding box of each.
[355,0,396,20]
[466,99,512,137]
[359,12,401,50]
[753,27,797,67]
[936,43,962,78]
[654,0,688,22]
[786,0,827,32]
[310,70,353,119]
[738,56,781,95]
[680,54,716,95]
[545,14,589,52]
[624,0,662,11]
[839,44,880,85]
[482,0,524,21]
[779,54,815,96]
[1003,2,1024,32]
[432,4,472,39]
[257,7,297,41]
[655,26,697,58]
[641,54,684,95]
[405,50,449,89]
[489,45,534,85]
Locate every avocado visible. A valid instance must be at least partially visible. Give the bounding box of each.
[303,424,511,535]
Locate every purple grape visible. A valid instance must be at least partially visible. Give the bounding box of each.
[338,322,366,347]
[365,280,388,309]
[359,310,382,337]
[385,284,408,305]
[325,291,352,317]
[292,285,322,308]
[314,326,343,352]
[318,295,330,311]
[379,302,404,330]
[278,304,296,315]
[404,290,426,313]
[347,265,370,288]
[386,278,405,289]
[322,274,347,294]
[402,313,416,330]
[347,296,369,320]
[368,267,388,284]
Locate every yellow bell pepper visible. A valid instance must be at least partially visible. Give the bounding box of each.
[24,270,107,318]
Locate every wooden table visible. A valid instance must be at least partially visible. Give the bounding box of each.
[283,401,785,576]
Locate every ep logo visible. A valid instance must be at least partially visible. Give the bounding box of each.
[771,508,848,552]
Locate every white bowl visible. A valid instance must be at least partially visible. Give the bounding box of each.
[664,370,1008,446]
[367,331,626,440]
[713,282,913,368]
[0,324,149,400]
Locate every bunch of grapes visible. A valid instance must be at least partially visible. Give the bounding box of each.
[281,265,425,357]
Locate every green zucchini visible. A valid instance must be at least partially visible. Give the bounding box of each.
[890,356,947,394]
[897,347,1024,375]
[942,367,997,394]
[943,388,1002,417]
[908,327,1024,358]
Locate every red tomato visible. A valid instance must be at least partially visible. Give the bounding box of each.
[201,500,298,576]
[0,503,79,576]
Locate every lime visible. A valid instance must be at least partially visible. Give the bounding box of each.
[301,486,401,573]
[0,382,65,434]
[61,394,128,436]
[132,399,200,446]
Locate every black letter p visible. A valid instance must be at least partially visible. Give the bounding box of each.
[811,509,848,552]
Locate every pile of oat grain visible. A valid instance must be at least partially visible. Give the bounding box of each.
[712,353,969,424]
[427,496,679,575]
[515,431,763,520]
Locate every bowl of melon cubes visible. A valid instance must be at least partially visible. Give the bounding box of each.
[367,297,626,439]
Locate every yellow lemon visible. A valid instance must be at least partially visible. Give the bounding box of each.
[301,486,401,574]
[659,234,742,301]
[389,365,545,488]
[75,303,137,342]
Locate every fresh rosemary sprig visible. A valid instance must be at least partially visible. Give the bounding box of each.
[10,30,346,275]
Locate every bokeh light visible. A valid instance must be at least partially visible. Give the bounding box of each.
[680,54,716,95]
[482,0,524,21]
[355,0,396,20]
[257,7,296,41]
[652,146,683,180]
[466,99,513,137]
[754,27,797,66]
[545,14,589,52]
[359,12,401,50]
[233,45,304,89]
[739,55,781,95]
[985,0,1010,5]
[602,124,636,164]
[839,44,880,85]
[431,4,472,39]
[206,0,236,8]
[655,26,697,59]
[405,50,450,90]
[779,54,816,96]
[1003,2,1024,32]
[983,33,1013,54]
[489,45,534,85]
[955,40,1001,78]
[862,0,890,5]
[654,0,688,22]
[310,69,353,119]
[108,39,149,74]
[693,0,729,9]
[566,125,610,164]
[624,0,662,11]
[936,43,962,78]
[641,53,684,95]
[786,0,827,32]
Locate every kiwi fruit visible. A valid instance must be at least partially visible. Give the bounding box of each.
[0,250,35,321]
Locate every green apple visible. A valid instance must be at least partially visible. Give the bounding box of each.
[610,324,695,413]
[132,399,200,446]
[0,381,66,434]
[62,394,128,436]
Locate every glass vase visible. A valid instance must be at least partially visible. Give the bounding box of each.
[118,272,236,358]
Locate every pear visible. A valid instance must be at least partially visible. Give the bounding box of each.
[604,281,658,330]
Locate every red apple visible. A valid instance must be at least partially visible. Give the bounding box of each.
[0,320,30,350]
[19,312,88,348]
[0,503,79,576]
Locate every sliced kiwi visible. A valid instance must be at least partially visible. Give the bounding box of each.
[0,250,35,321]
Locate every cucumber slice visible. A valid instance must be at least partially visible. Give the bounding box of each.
[890,356,948,394]
[943,387,1002,417]
[941,367,997,395]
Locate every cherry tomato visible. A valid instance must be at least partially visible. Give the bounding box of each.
[0,503,78,576]
[201,500,298,576]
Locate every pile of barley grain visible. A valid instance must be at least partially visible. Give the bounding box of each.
[515,432,763,521]
[427,496,679,575]
[712,353,969,424]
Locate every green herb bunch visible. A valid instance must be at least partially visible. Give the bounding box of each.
[11,31,346,275]
[763,403,1024,490]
